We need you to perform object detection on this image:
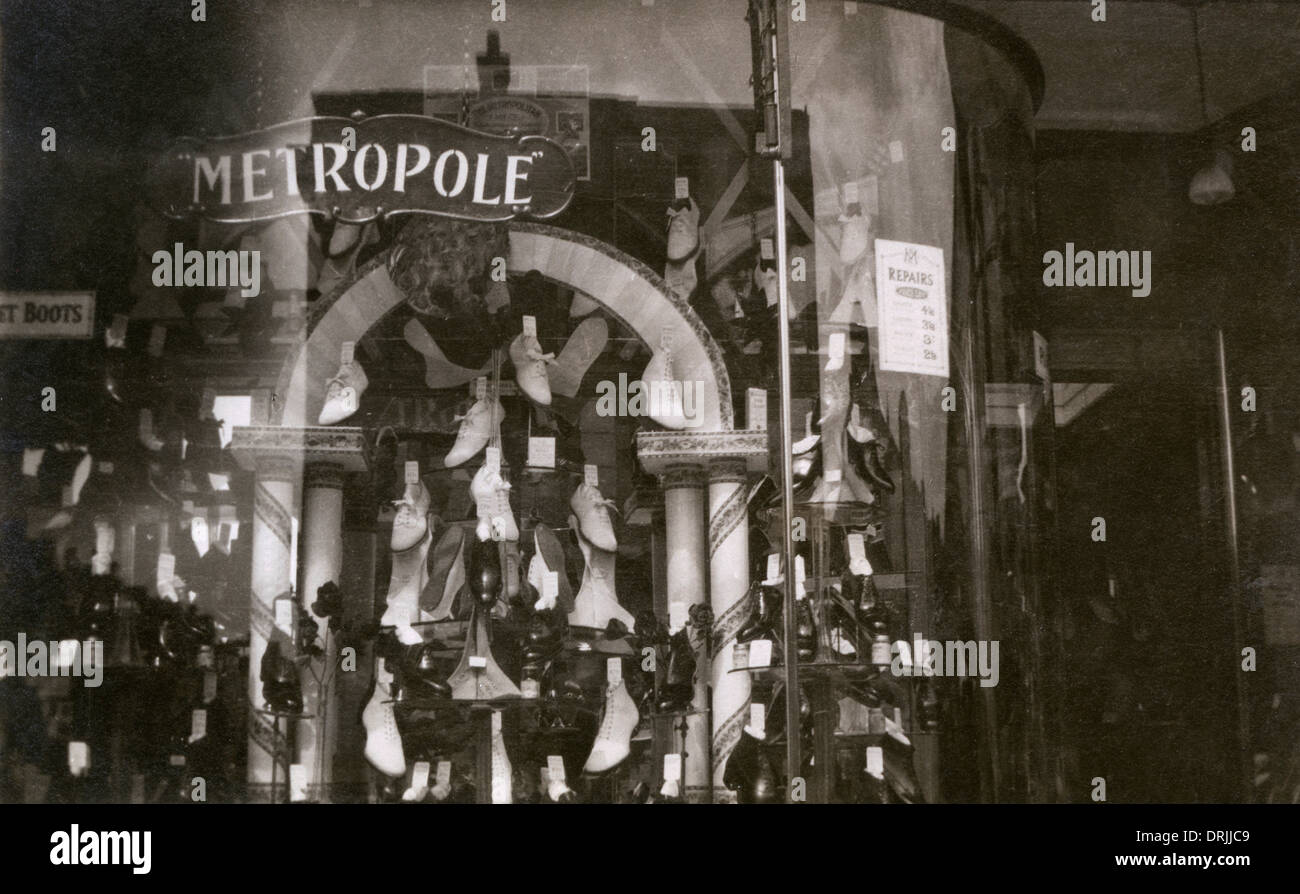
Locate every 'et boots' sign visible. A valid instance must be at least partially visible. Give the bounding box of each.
[146,115,575,224]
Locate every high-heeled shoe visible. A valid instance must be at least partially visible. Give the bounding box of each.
[396,641,451,700]
[847,425,895,495]
[260,640,303,714]
[723,728,780,804]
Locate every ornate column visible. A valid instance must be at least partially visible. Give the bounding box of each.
[638,429,767,804]
[232,424,367,803]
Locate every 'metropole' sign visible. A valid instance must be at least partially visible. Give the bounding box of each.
[146,115,576,224]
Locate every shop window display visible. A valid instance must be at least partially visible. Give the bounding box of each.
[0,0,1050,805]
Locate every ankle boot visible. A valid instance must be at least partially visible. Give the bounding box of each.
[400,641,451,699]
[656,628,696,713]
[738,582,782,643]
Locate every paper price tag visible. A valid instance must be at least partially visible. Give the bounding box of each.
[749,702,766,738]
[69,742,90,776]
[57,640,79,670]
[97,461,114,475]
[522,315,537,338]
[404,460,419,485]
[527,436,556,469]
[547,754,567,783]
[606,657,622,687]
[825,467,842,483]
[148,324,167,357]
[157,552,175,582]
[289,764,308,802]
[169,754,186,767]
[197,645,213,669]
[660,326,674,352]
[543,571,558,603]
[491,710,502,733]
[190,709,207,742]
[760,238,774,260]
[668,601,688,631]
[412,761,430,790]
[203,670,218,703]
[663,753,682,782]
[847,533,872,575]
[674,177,689,200]
[475,377,487,401]
[108,313,129,344]
[828,331,845,363]
[747,388,767,431]
[794,554,807,598]
[521,679,540,698]
[469,656,487,669]
[583,464,599,489]
[889,140,905,164]
[192,514,209,540]
[843,181,860,206]
[484,447,501,473]
[435,761,452,788]
[749,639,773,668]
[866,746,884,777]
[275,598,295,634]
[340,341,355,364]
[765,553,780,582]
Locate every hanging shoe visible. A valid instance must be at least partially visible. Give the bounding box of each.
[548,316,608,399]
[362,665,406,777]
[567,515,634,630]
[665,197,700,263]
[570,481,617,552]
[381,529,432,646]
[639,348,693,430]
[509,332,555,406]
[583,672,639,774]
[420,524,467,622]
[527,524,573,612]
[470,464,519,542]
[656,628,696,713]
[402,318,490,390]
[443,398,505,468]
[390,479,431,552]
[318,359,368,426]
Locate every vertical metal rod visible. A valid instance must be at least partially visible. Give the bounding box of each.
[773,157,801,800]
[1214,328,1251,800]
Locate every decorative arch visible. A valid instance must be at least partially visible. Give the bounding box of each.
[274,222,733,431]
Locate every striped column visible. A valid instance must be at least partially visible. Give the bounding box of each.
[662,464,710,803]
[708,458,751,803]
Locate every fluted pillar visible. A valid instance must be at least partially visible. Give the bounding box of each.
[661,464,709,802]
[300,462,344,802]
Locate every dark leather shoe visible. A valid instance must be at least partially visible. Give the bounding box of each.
[737,582,782,644]
[469,535,501,607]
[795,597,817,662]
[656,629,695,713]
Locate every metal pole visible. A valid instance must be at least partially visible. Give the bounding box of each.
[773,156,801,798]
[1214,327,1251,800]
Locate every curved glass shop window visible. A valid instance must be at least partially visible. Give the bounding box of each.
[746,1,1056,803]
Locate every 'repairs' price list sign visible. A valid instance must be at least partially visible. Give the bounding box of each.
[874,239,948,378]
